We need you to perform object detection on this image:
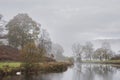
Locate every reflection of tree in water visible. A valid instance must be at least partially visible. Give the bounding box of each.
[73,63,116,80]
[83,64,94,80]
[73,63,82,80]
[22,73,63,80]
[32,73,63,80]
[0,75,23,80]
[93,65,115,80]
[0,72,63,80]
[73,62,82,80]
[0,73,35,80]
[73,63,94,80]
[23,73,34,80]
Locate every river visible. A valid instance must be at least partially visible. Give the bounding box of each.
[1,63,120,80]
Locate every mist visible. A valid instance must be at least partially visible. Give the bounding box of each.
[0,0,120,56]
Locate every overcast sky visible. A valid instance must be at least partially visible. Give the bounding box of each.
[0,0,120,56]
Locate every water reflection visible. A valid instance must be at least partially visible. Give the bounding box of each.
[0,72,63,80]
[73,63,117,80]
[1,63,120,80]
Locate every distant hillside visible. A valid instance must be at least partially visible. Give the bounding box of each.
[0,45,55,62]
[92,39,120,53]
[0,45,20,61]
[94,39,120,44]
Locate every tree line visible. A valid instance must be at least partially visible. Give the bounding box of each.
[0,13,66,64]
[72,41,115,62]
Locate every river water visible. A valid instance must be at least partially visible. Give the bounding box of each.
[1,63,120,80]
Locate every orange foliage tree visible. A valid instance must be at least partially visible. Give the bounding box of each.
[21,42,43,63]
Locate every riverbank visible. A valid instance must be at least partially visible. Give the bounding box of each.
[0,62,73,75]
[81,60,120,64]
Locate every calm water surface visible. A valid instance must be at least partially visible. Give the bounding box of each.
[1,63,120,80]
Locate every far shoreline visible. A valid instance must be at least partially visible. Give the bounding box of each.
[81,60,120,65]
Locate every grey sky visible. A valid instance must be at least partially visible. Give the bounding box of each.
[0,0,120,56]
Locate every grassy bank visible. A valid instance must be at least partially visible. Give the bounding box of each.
[82,60,120,64]
[38,62,72,73]
[0,62,73,75]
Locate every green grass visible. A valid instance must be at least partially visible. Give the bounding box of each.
[0,62,21,69]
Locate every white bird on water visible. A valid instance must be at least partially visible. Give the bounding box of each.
[16,72,21,75]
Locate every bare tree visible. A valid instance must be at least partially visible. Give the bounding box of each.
[0,14,2,20]
[0,14,6,36]
[102,41,111,50]
[51,43,64,61]
[38,29,52,55]
[83,42,94,60]
[101,42,113,60]
[93,48,105,61]
[72,42,83,61]
[93,42,114,60]
[0,14,3,34]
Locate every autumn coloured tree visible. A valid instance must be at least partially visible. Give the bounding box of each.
[21,42,42,63]
[20,42,43,71]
